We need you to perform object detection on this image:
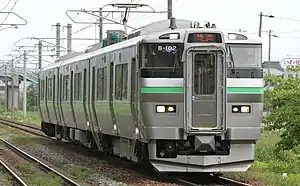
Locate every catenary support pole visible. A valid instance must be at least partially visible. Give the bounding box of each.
[67,23,72,53]
[168,0,172,19]
[99,8,103,46]
[258,12,263,37]
[23,51,27,117]
[55,23,61,58]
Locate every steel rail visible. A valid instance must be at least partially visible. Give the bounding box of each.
[0,117,252,186]
[0,159,28,186]
[0,137,80,186]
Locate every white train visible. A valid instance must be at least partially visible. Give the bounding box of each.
[39,18,263,173]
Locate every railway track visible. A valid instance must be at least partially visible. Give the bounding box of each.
[0,137,80,186]
[0,117,252,186]
[0,159,27,186]
[176,176,252,186]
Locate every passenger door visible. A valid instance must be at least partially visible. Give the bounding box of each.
[185,49,225,132]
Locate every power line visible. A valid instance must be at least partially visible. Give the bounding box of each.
[272,16,300,22]
[0,0,19,25]
[0,0,13,12]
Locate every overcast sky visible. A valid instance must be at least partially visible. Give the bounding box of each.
[1,0,300,69]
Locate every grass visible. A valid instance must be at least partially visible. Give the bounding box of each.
[0,110,40,126]
[0,169,12,186]
[226,129,300,186]
[3,110,300,185]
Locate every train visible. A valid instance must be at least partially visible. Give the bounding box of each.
[39,18,263,173]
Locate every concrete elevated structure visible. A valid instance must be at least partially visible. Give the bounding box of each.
[0,68,38,111]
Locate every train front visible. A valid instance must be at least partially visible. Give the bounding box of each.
[139,30,262,173]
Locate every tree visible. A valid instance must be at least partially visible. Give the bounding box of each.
[263,66,300,152]
[26,83,38,111]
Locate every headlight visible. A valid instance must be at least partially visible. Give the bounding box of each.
[232,107,239,112]
[167,106,175,112]
[241,106,250,113]
[156,106,166,113]
[232,105,251,113]
[156,105,176,113]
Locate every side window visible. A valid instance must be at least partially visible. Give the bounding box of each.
[74,72,83,101]
[122,64,128,100]
[53,76,56,101]
[63,75,70,101]
[74,73,78,101]
[48,78,53,101]
[115,65,122,100]
[97,68,103,100]
[40,79,45,100]
[103,67,107,100]
[115,64,128,100]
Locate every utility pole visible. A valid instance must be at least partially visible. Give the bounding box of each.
[258,12,274,37]
[99,8,103,45]
[268,30,271,76]
[66,3,168,44]
[11,58,15,112]
[4,64,7,111]
[23,51,27,117]
[55,23,61,58]
[258,12,263,37]
[38,41,42,69]
[168,0,172,19]
[67,23,72,53]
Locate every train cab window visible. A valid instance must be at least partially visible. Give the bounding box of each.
[140,43,184,78]
[227,44,262,68]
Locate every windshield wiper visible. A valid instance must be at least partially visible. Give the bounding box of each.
[228,46,236,75]
[172,51,180,73]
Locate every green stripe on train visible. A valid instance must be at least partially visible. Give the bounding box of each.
[140,87,264,94]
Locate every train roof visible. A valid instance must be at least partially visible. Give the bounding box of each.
[41,35,145,71]
[40,20,261,72]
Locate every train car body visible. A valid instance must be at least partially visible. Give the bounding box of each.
[39,19,263,173]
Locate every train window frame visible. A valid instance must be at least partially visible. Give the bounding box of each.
[63,75,70,101]
[103,67,107,100]
[122,64,128,100]
[193,53,217,95]
[53,75,56,101]
[45,77,48,101]
[115,63,128,100]
[48,77,53,101]
[140,42,184,78]
[97,68,104,100]
[70,71,74,102]
[115,64,122,100]
[74,72,83,101]
[226,44,262,68]
[40,79,45,101]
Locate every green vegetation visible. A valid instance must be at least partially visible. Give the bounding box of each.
[15,162,63,186]
[0,169,12,186]
[0,109,40,126]
[228,69,300,185]
[227,130,300,185]
[263,68,300,151]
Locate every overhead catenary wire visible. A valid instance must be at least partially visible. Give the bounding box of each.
[0,0,13,12]
[0,0,19,25]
